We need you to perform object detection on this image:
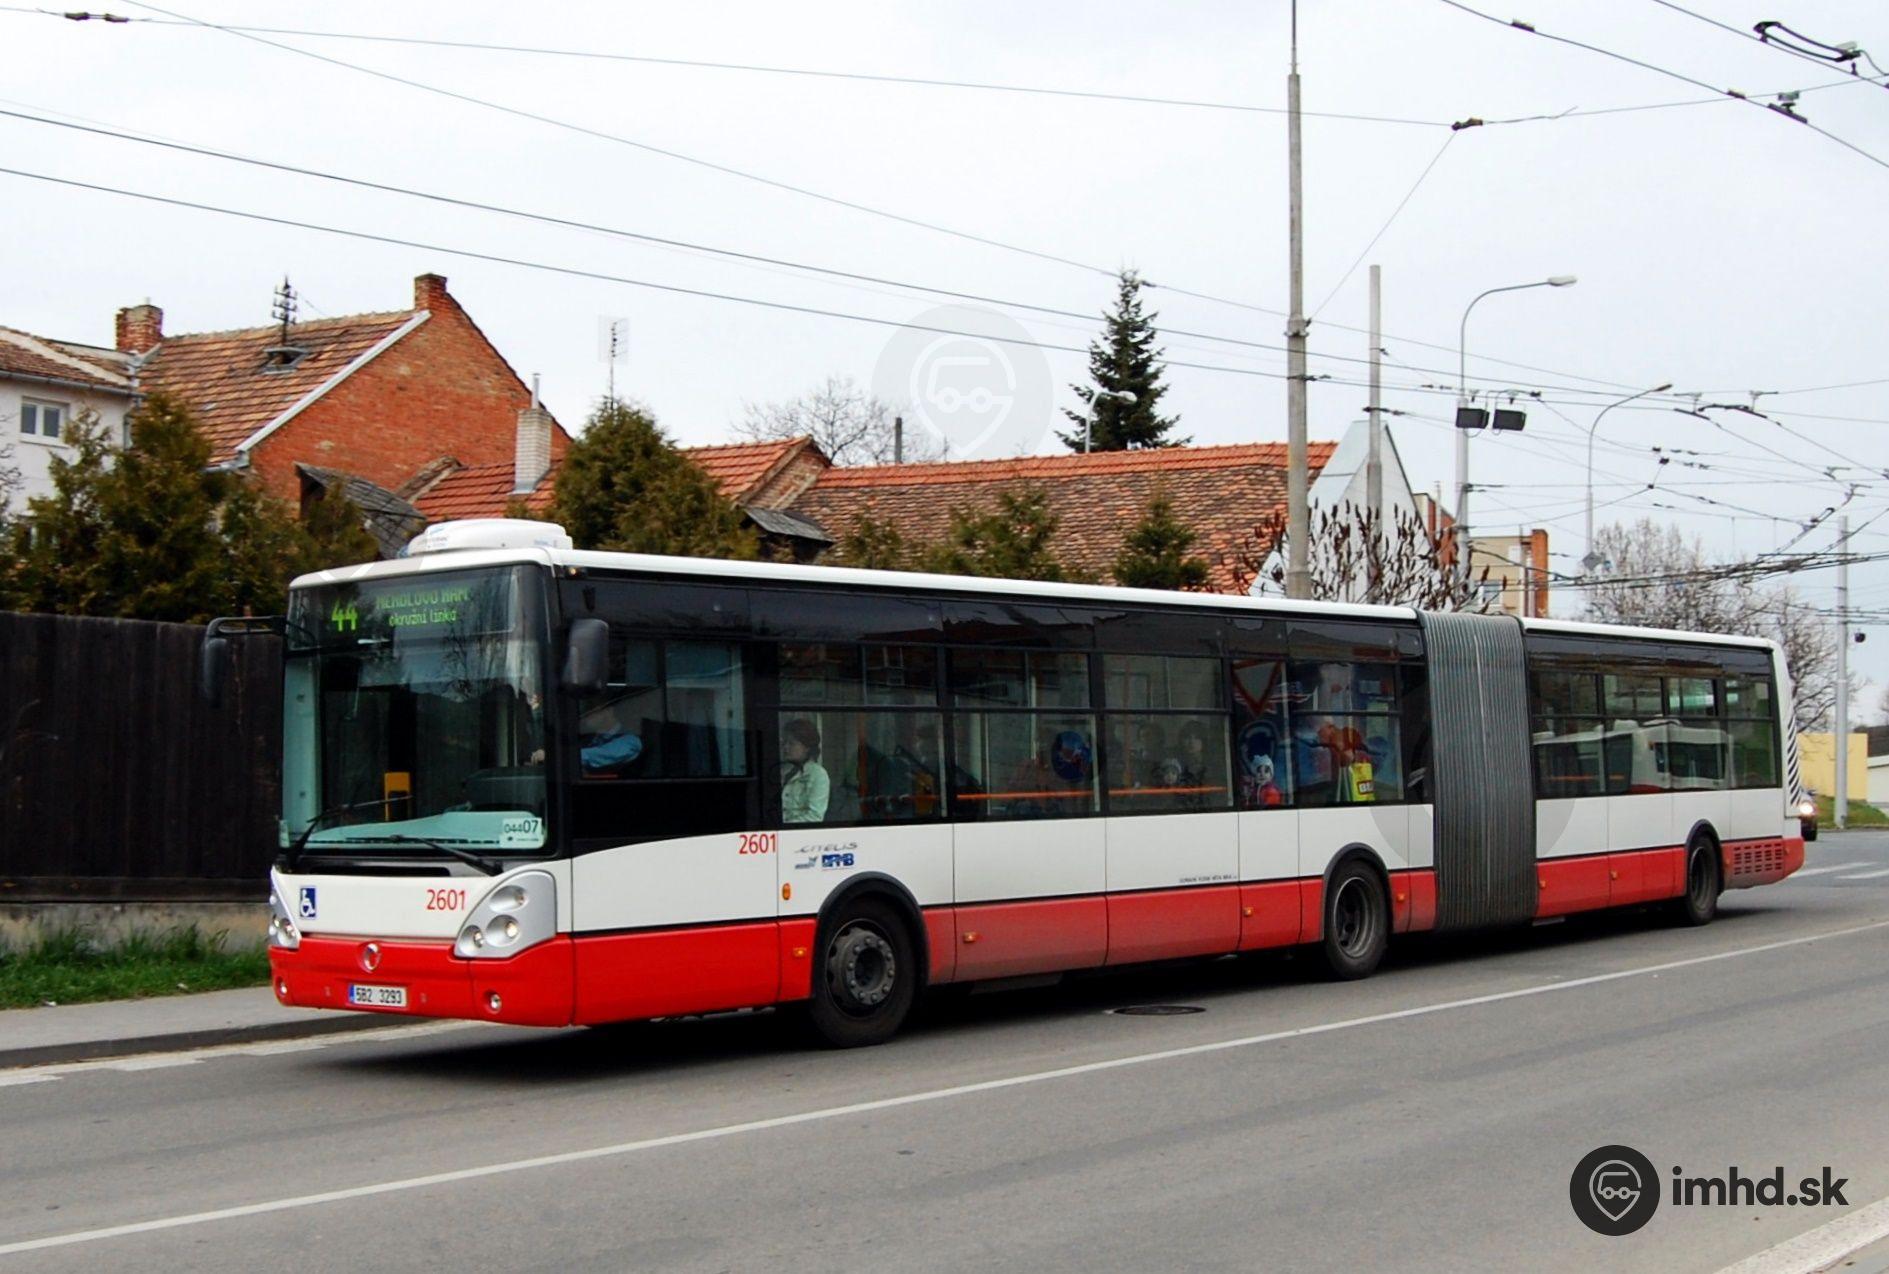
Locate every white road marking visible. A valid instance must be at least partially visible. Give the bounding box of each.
[2,917,1886,1258]
[0,1073,59,1089]
[1715,1192,1889,1274]
[1835,868,1889,881]
[100,1056,201,1072]
[1789,863,1870,878]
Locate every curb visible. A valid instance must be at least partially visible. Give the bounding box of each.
[0,1012,405,1071]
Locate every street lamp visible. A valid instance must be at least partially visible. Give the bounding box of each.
[1454,275,1576,583]
[1583,381,1673,571]
[1084,388,1138,453]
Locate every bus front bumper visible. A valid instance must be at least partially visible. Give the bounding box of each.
[270,935,575,1027]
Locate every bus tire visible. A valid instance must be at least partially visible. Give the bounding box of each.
[1674,834,1721,927]
[807,896,917,1048]
[1321,860,1389,980]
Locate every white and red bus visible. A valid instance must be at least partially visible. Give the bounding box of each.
[224,518,1805,1047]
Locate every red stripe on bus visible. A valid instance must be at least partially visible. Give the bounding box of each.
[1106,885,1242,965]
[573,921,778,1026]
[1239,879,1303,950]
[953,895,1107,980]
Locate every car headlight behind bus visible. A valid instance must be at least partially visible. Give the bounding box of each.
[1797,799,1818,818]
[267,889,302,951]
[455,871,556,959]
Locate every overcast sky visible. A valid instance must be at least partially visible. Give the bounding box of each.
[6,1,1888,702]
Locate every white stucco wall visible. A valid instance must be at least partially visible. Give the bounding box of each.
[2,380,133,509]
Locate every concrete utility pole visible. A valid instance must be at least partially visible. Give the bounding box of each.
[1284,0,1311,599]
[1364,265,1384,602]
[1837,513,1851,829]
[1365,265,1383,516]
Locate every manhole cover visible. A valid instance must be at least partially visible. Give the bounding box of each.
[1108,1004,1206,1016]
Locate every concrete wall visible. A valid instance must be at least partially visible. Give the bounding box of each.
[1798,731,1868,801]
[0,902,269,952]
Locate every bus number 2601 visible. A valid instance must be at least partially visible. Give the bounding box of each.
[425,888,468,912]
[738,833,777,856]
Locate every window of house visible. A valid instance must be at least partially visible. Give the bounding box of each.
[20,399,66,441]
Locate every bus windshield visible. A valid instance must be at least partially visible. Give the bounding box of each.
[282,566,549,854]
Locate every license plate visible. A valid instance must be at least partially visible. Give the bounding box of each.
[349,983,408,1009]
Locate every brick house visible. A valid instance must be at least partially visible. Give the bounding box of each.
[121,274,569,508]
[4,273,566,541]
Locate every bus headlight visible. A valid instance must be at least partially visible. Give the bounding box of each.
[455,871,555,959]
[268,890,301,950]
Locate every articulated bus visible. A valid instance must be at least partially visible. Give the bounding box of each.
[224,518,1806,1047]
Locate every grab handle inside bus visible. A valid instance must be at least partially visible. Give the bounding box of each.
[562,617,609,693]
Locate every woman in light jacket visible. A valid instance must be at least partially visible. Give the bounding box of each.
[781,717,831,823]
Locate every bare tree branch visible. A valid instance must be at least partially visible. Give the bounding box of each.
[735,375,942,467]
[1224,501,1495,612]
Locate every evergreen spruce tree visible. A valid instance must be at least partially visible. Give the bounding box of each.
[550,400,758,559]
[1058,269,1186,451]
[835,506,910,571]
[0,396,317,621]
[1113,488,1210,590]
[919,485,1067,581]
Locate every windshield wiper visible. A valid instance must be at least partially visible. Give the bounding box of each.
[372,835,504,877]
[283,796,414,870]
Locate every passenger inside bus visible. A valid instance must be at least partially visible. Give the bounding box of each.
[780,717,831,823]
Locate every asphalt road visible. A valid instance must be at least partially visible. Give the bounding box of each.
[7,835,1889,1273]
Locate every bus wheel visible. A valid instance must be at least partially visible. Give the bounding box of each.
[1674,835,1721,927]
[1322,861,1388,980]
[809,897,917,1048]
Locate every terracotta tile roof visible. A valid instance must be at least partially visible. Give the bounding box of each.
[684,437,813,502]
[794,441,1339,592]
[0,326,133,393]
[138,310,420,464]
[411,462,552,522]
[411,436,821,524]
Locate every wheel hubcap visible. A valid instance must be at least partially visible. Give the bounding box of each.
[1333,878,1376,958]
[827,922,897,1015]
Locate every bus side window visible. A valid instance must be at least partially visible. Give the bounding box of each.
[772,642,946,826]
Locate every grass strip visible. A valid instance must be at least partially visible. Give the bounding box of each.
[0,925,269,1010]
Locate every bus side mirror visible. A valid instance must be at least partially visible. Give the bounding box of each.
[562,618,609,694]
[199,635,232,707]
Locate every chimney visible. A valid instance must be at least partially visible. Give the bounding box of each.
[414,273,450,311]
[115,302,163,355]
[514,373,553,494]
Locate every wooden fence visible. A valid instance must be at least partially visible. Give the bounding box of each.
[0,611,282,900]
